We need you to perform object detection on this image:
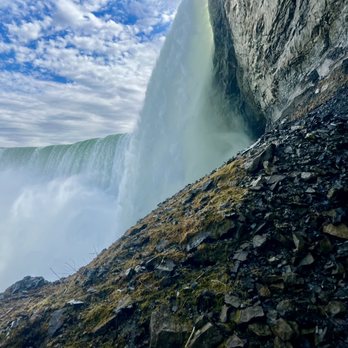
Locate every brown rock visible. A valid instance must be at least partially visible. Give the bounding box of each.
[323,224,348,239]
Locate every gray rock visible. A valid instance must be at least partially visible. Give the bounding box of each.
[226,334,245,347]
[271,318,296,341]
[233,251,249,262]
[219,305,230,323]
[234,305,264,324]
[224,294,241,308]
[48,309,66,337]
[150,307,189,348]
[301,172,315,181]
[92,315,118,335]
[248,323,272,337]
[67,299,85,307]
[298,253,315,267]
[267,175,286,185]
[5,276,48,295]
[156,239,170,253]
[252,234,267,248]
[156,259,176,273]
[209,0,347,123]
[124,268,136,280]
[187,323,223,348]
[186,231,211,252]
[244,144,275,173]
[201,179,214,192]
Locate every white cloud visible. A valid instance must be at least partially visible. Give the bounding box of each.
[0,0,180,147]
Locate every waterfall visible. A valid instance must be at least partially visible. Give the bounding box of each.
[0,0,251,291]
[114,0,251,231]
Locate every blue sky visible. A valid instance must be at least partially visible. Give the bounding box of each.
[0,0,180,147]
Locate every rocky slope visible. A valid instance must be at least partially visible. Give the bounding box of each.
[210,0,348,125]
[0,85,347,347]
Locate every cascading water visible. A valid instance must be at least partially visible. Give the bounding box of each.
[0,135,125,289]
[0,0,251,291]
[114,0,251,231]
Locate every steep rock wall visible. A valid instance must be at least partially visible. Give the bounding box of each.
[210,0,348,123]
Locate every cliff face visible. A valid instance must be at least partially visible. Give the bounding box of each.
[210,0,348,123]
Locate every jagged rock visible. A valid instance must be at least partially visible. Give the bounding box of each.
[124,267,136,280]
[194,315,208,330]
[187,323,224,348]
[83,266,108,286]
[323,224,348,239]
[267,175,286,185]
[225,294,241,308]
[186,231,212,252]
[252,234,267,248]
[92,299,135,335]
[67,299,84,307]
[233,305,264,324]
[248,323,272,337]
[48,309,66,337]
[292,233,305,252]
[201,179,214,192]
[325,301,346,317]
[256,284,271,298]
[210,0,347,123]
[156,239,170,252]
[298,253,315,267]
[5,276,48,295]
[150,308,190,348]
[300,172,315,181]
[226,334,245,347]
[271,318,296,341]
[155,259,176,273]
[233,251,249,262]
[244,144,275,173]
[219,305,230,323]
[276,300,296,317]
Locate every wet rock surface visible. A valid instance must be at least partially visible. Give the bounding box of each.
[210,0,348,123]
[0,88,347,347]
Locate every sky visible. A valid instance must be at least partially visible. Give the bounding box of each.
[0,0,180,147]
